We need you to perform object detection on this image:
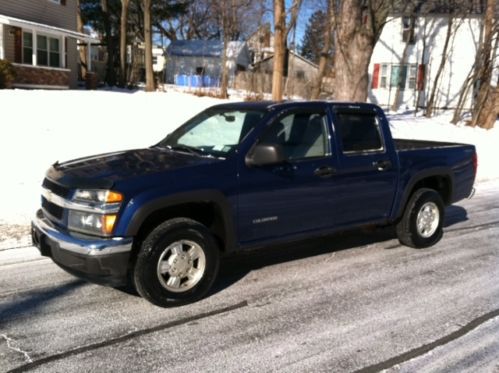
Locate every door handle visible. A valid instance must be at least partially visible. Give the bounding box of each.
[314,166,335,178]
[373,160,392,171]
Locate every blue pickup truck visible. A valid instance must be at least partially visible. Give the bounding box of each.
[32,101,476,307]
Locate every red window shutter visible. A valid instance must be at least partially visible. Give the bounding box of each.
[14,27,22,63]
[417,64,425,90]
[371,63,380,89]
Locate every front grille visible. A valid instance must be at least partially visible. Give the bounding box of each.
[42,196,64,220]
[42,178,71,198]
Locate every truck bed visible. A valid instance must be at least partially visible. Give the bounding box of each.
[394,139,466,151]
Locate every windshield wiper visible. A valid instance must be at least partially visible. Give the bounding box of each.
[167,144,207,156]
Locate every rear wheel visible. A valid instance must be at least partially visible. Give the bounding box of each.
[396,188,445,248]
[133,218,220,307]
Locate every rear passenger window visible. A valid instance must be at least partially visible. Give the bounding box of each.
[336,112,383,153]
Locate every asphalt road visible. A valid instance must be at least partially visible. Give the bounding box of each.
[1,180,498,373]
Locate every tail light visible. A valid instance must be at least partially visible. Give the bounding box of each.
[472,152,478,179]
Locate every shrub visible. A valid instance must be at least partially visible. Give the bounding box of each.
[0,59,16,89]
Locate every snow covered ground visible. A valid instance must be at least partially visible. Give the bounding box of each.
[0,88,497,228]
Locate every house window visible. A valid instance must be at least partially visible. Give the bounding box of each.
[402,17,416,44]
[380,64,388,88]
[196,67,205,75]
[390,65,408,89]
[408,65,418,89]
[23,32,33,65]
[374,63,421,90]
[31,34,61,68]
[296,70,305,79]
[49,0,62,4]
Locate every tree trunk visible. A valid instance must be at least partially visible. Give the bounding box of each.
[272,0,285,101]
[415,18,429,116]
[101,0,116,86]
[471,0,496,128]
[220,36,229,98]
[331,0,390,102]
[119,0,130,87]
[451,65,474,123]
[76,0,87,80]
[425,17,454,117]
[219,0,230,98]
[144,0,154,92]
[311,0,332,99]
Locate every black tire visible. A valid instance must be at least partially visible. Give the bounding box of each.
[133,218,220,307]
[396,188,445,248]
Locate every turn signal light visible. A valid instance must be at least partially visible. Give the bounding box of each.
[103,214,117,234]
[106,191,123,203]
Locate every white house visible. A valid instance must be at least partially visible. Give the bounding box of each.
[369,4,489,111]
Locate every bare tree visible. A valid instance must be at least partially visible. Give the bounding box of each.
[471,0,497,128]
[330,0,391,102]
[424,16,455,117]
[101,0,117,86]
[272,0,286,101]
[77,0,88,80]
[415,17,432,116]
[311,0,333,99]
[219,0,231,98]
[119,0,130,87]
[144,0,154,92]
[271,0,302,100]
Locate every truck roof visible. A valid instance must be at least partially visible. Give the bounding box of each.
[209,101,379,112]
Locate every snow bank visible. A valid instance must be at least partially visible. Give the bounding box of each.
[0,89,497,226]
[0,89,229,225]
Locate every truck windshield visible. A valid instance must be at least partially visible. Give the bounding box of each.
[158,108,266,157]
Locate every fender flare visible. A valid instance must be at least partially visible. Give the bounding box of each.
[124,190,237,251]
[394,168,454,220]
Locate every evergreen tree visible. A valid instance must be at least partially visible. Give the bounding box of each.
[300,10,327,64]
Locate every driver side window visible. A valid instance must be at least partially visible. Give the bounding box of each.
[260,111,329,160]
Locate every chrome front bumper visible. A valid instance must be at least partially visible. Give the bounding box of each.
[31,210,133,286]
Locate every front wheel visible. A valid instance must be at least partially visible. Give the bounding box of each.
[396,188,445,248]
[133,218,220,307]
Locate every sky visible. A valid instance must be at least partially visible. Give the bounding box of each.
[286,0,325,49]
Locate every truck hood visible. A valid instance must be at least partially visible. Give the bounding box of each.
[46,147,219,189]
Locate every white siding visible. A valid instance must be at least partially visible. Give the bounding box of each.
[0,0,76,30]
[369,16,483,110]
[3,25,15,61]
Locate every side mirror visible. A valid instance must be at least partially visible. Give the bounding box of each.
[245,143,286,167]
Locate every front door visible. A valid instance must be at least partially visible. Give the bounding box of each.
[237,108,337,244]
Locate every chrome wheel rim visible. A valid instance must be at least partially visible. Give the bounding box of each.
[416,202,440,238]
[157,240,206,293]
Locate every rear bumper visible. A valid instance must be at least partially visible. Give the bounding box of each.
[31,210,133,287]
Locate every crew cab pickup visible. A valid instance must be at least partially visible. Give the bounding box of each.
[32,102,477,307]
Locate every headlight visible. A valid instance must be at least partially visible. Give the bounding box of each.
[68,211,117,236]
[73,189,123,204]
[68,189,123,236]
